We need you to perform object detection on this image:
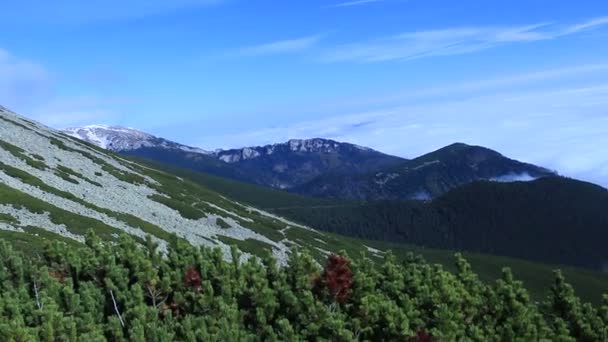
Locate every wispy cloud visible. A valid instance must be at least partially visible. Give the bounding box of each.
[238,35,323,56]
[192,64,608,187]
[326,0,385,8]
[1,0,225,25]
[564,16,608,34]
[0,47,129,129]
[0,48,52,109]
[334,64,608,109]
[319,17,608,63]
[29,95,133,128]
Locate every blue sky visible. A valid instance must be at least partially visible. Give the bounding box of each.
[1,0,608,186]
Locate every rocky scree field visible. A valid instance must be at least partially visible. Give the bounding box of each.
[0,105,381,263]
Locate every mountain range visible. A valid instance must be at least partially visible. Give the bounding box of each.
[64,125,555,200]
[60,124,608,271]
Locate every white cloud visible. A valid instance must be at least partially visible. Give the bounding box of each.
[33,108,119,129]
[0,49,132,128]
[326,0,385,8]
[332,64,608,109]
[0,49,52,109]
[319,17,608,63]
[0,48,128,129]
[30,95,132,128]
[239,35,323,56]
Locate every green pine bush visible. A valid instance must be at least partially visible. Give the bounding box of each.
[0,233,606,341]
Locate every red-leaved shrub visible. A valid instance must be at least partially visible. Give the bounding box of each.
[316,254,353,303]
[184,266,202,292]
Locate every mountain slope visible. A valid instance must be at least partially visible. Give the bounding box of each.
[0,106,374,263]
[294,143,556,200]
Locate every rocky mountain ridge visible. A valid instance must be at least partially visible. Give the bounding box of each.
[64,125,557,200]
[65,125,406,190]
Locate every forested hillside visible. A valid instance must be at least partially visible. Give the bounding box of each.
[1,234,606,341]
[294,143,555,200]
[127,158,608,272]
[276,177,608,270]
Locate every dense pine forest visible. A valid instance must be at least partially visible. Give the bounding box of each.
[1,233,607,341]
[273,177,608,270]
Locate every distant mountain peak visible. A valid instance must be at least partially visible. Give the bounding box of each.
[414,143,510,168]
[287,138,373,152]
[214,138,378,164]
[295,142,557,200]
[436,142,499,154]
[281,138,361,153]
[64,125,152,149]
[63,125,211,155]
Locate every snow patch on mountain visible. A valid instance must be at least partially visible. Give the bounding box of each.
[219,154,241,163]
[215,138,365,164]
[242,147,261,159]
[287,139,340,153]
[410,160,441,171]
[64,125,211,155]
[374,172,400,186]
[64,125,152,150]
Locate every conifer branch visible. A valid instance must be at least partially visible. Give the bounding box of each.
[147,285,157,307]
[146,285,168,308]
[110,290,125,327]
[33,281,43,310]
